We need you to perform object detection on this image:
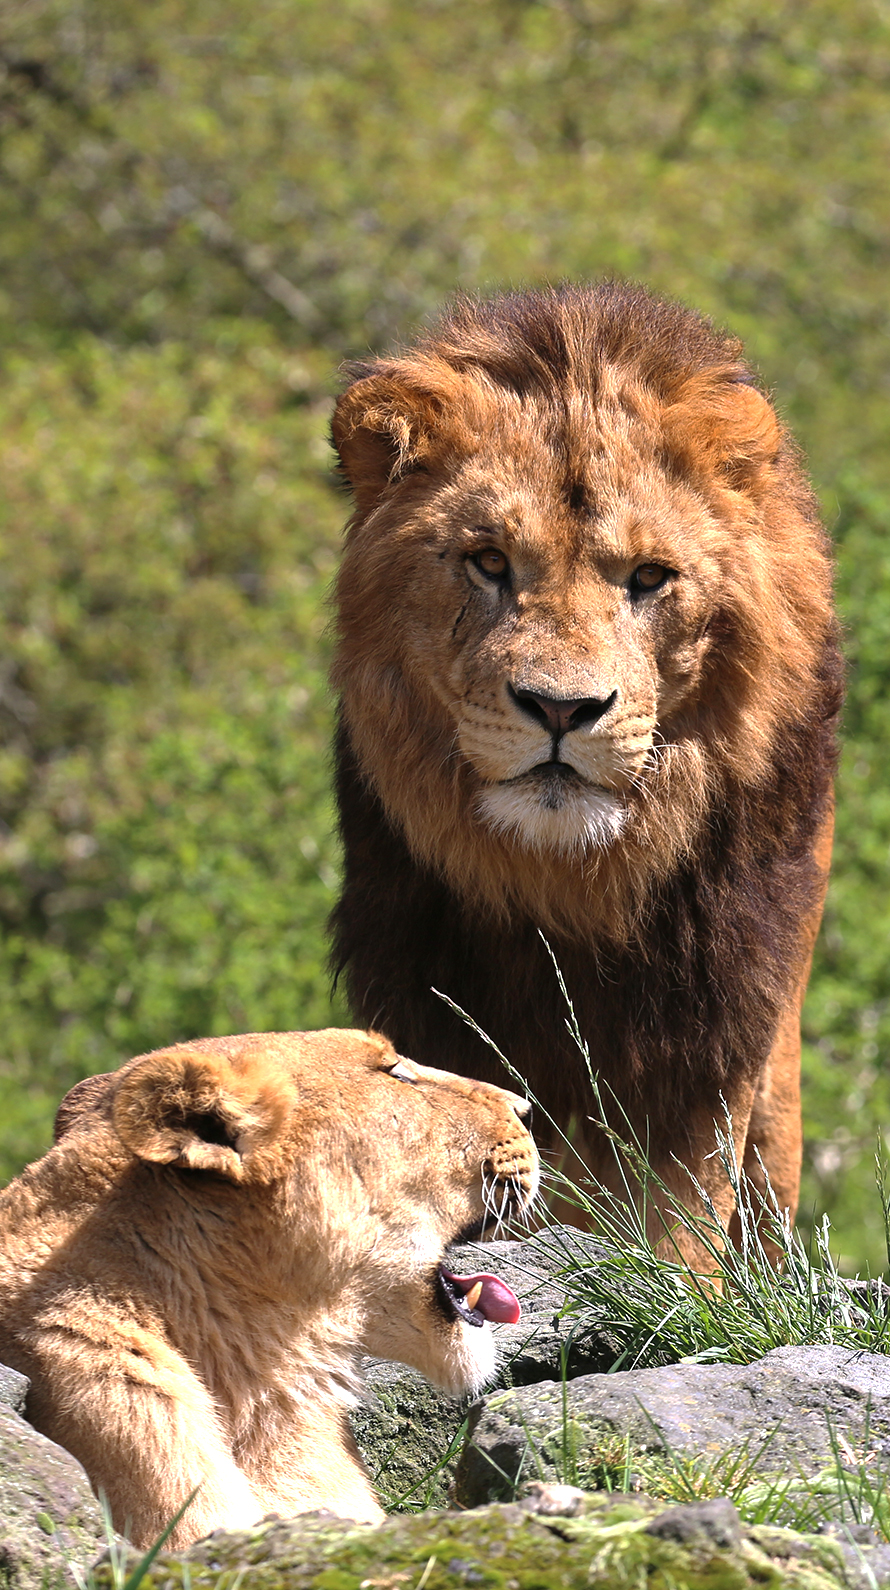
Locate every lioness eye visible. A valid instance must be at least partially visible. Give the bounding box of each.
[630,563,670,593]
[472,548,509,581]
[386,1059,419,1085]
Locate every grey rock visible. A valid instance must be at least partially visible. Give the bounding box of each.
[0,1364,28,1415]
[837,1541,890,1590]
[455,1343,890,1508]
[0,1391,108,1590]
[752,1521,890,1590]
[647,1496,743,1548]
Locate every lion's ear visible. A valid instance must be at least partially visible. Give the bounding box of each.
[332,365,452,514]
[663,375,781,490]
[112,1045,294,1183]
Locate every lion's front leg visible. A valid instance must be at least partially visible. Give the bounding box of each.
[732,803,834,1252]
[539,1086,758,1270]
[647,1088,758,1267]
[732,1002,804,1250]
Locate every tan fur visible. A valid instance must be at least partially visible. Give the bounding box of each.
[0,1029,537,1548]
[330,285,842,1249]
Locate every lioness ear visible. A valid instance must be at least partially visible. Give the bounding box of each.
[662,374,781,490]
[112,1045,293,1183]
[54,1072,114,1142]
[332,366,450,514]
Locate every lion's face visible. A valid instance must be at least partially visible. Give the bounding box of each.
[99,1028,538,1395]
[370,409,724,858]
[332,289,834,928]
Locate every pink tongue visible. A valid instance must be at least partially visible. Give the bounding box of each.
[441,1267,521,1325]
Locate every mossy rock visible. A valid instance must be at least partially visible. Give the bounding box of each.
[454,1346,890,1509]
[91,1492,890,1590]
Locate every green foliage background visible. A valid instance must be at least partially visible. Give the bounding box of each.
[1,0,888,1269]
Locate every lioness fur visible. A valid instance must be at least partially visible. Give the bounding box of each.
[330,282,842,1250]
[0,1029,537,1547]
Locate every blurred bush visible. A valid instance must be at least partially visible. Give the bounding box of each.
[0,332,347,1164]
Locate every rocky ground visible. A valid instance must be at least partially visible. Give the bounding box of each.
[0,1361,107,1590]
[6,1228,890,1590]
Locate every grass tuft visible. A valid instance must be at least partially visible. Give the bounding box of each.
[68,1490,202,1590]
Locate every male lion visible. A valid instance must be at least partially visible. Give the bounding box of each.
[330,283,842,1251]
[0,1029,537,1547]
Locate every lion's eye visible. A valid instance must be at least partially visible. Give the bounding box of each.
[629,563,670,594]
[471,548,509,581]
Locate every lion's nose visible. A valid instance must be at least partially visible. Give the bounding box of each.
[509,685,616,738]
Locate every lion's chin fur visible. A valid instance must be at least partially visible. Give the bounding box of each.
[477,778,627,856]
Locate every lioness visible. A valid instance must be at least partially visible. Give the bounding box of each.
[0,1029,537,1547]
[330,282,842,1251]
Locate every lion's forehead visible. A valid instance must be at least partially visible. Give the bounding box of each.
[317,1071,526,1134]
[432,454,724,586]
[272,1048,531,1139]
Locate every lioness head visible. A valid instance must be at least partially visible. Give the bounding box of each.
[332,283,835,933]
[54,1028,538,1396]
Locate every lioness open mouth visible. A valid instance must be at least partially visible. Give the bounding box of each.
[436,1264,521,1329]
